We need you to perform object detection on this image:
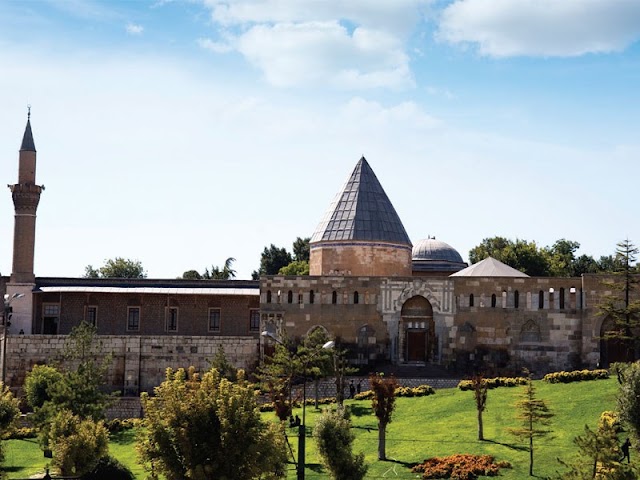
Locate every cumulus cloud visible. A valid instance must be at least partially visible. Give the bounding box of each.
[198,37,233,53]
[126,22,144,35]
[200,0,430,88]
[437,0,640,57]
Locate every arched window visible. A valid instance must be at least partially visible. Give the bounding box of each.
[287,290,293,304]
[332,291,338,304]
[354,291,359,304]
[298,293,303,304]
[266,290,272,304]
[310,290,315,304]
[469,294,474,307]
[502,291,507,308]
[559,288,565,309]
[538,290,544,309]
[521,319,542,342]
[514,290,519,309]
[491,294,497,308]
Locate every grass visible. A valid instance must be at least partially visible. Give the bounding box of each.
[0,378,630,479]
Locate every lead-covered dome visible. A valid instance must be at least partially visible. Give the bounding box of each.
[412,237,467,276]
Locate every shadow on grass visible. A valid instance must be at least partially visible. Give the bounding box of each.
[306,462,324,473]
[352,425,377,433]
[380,457,417,468]
[348,404,373,417]
[482,438,529,451]
[110,429,137,444]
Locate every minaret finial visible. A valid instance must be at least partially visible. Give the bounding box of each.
[27,104,31,120]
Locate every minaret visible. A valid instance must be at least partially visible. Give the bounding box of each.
[6,108,44,334]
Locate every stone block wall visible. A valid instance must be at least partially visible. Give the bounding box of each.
[4,334,259,394]
[310,243,412,277]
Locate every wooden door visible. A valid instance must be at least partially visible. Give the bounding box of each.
[407,330,426,362]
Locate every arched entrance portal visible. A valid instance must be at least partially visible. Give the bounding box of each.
[400,296,435,363]
[600,317,635,366]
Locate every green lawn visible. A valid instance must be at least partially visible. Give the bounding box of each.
[1,378,630,479]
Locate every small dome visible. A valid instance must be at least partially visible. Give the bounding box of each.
[412,237,464,263]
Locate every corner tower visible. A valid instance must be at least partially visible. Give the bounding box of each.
[6,109,44,334]
[309,157,412,276]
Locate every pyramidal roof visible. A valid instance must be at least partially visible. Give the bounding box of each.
[310,157,411,245]
[20,118,36,152]
[450,257,529,277]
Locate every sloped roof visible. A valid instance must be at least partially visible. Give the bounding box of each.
[310,157,411,245]
[20,118,36,152]
[450,257,529,277]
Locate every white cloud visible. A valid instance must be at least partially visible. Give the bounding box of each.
[198,37,233,53]
[437,0,640,57]
[200,0,430,88]
[126,22,144,35]
[237,21,412,88]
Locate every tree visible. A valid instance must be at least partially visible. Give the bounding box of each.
[314,407,367,480]
[23,364,63,410]
[556,420,636,480]
[181,269,202,280]
[203,257,237,280]
[293,237,310,262]
[471,375,489,441]
[138,367,287,480]
[469,237,551,276]
[615,361,640,442]
[209,345,237,381]
[508,371,554,476]
[48,409,109,476]
[258,244,292,276]
[84,257,146,278]
[599,240,640,361]
[278,260,309,276]
[0,382,20,464]
[370,373,399,461]
[546,239,580,277]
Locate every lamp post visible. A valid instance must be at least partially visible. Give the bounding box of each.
[2,293,24,385]
[261,331,334,480]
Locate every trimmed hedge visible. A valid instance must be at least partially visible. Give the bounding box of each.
[412,454,511,480]
[457,377,527,391]
[354,384,435,400]
[542,369,609,384]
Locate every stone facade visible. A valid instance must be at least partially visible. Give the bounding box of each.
[310,242,412,277]
[3,335,259,394]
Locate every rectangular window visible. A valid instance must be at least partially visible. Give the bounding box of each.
[85,306,98,327]
[43,303,61,335]
[166,307,178,332]
[208,308,221,332]
[43,304,60,316]
[249,309,260,332]
[127,307,140,332]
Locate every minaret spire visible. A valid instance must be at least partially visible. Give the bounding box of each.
[20,106,36,153]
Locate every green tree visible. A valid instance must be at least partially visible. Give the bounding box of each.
[48,409,109,476]
[292,237,310,262]
[84,257,146,278]
[546,239,580,277]
[471,375,489,441]
[23,364,63,410]
[181,269,203,280]
[314,407,367,480]
[258,244,292,275]
[599,240,640,361]
[508,372,554,476]
[203,257,237,279]
[469,237,551,276]
[0,382,20,464]
[370,373,399,461]
[278,260,309,276]
[138,367,287,480]
[209,345,237,381]
[556,420,635,480]
[615,361,640,442]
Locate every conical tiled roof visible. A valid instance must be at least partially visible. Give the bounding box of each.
[20,118,36,152]
[450,257,529,277]
[310,157,411,245]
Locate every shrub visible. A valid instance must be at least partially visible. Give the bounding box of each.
[80,455,134,480]
[412,454,511,480]
[542,369,609,384]
[8,427,37,440]
[599,410,621,431]
[105,418,142,433]
[458,377,527,391]
[354,384,434,400]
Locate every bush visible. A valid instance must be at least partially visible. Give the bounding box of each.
[458,377,527,391]
[8,427,37,440]
[105,418,142,433]
[355,384,435,400]
[24,365,63,410]
[80,455,134,480]
[412,454,511,480]
[542,369,609,384]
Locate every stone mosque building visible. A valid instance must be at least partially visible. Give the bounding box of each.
[0,114,627,394]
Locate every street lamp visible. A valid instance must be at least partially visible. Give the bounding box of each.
[2,293,24,385]
[261,331,334,480]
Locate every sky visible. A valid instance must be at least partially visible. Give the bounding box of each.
[1,0,640,280]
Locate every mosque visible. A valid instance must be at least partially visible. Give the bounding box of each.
[0,114,625,393]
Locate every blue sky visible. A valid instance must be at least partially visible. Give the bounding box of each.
[1,0,640,279]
